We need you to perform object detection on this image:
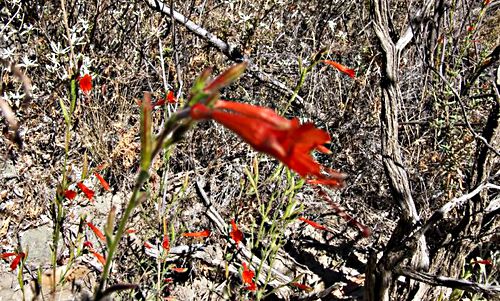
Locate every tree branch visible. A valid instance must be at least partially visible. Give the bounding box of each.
[144,0,304,104]
[396,267,500,299]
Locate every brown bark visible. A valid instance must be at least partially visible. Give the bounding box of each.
[367,0,500,299]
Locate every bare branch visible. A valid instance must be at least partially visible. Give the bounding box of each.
[397,267,500,299]
[144,0,304,104]
[419,183,500,235]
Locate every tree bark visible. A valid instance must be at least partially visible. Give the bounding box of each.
[367,0,500,299]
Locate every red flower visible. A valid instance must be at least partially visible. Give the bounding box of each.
[64,190,77,200]
[87,222,106,242]
[322,60,355,78]
[125,228,137,234]
[245,281,257,291]
[182,229,211,238]
[94,172,110,191]
[83,241,94,249]
[1,252,17,259]
[291,282,313,292]
[144,241,153,249]
[77,182,95,201]
[167,90,176,103]
[298,217,327,231]
[471,259,492,266]
[153,91,176,107]
[241,262,255,284]
[162,235,170,252]
[190,101,344,188]
[170,267,188,273]
[1,252,25,271]
[90,250,106,265]
[79,74,92,94]
[230,219,243,245]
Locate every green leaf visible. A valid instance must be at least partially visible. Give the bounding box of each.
[59,98,71,126]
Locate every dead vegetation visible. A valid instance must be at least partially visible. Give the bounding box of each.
[0,0,499,300]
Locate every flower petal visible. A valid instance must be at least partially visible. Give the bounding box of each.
[77,182,95,201]
[298,217,328,231]
[79,74,92,93]
[87,222,106,242]
[323,60,355,78]
[94,172,111,191]
[182,229,211,238]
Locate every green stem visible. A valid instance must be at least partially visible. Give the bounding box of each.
[95,170,149,299]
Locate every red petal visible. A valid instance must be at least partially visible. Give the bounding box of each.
[144,241,153,249]
[182,229,211,238]
[125,229,137,234]
[167,91,176,103]
[230,219,244,244]
[79,74,92,93]
[244,281,257,291]
[291,282,313,291]
[241,262,255,284]
[94,172,110,191]
[10,253,25,270]
[323,60,355,78]
[83,241,94,249]
[1,252,17,259]
[154,98,166,107]
[298,217,328,231]
[64,190,77,200]
[162,235,170,252]
[170,267,188,273]
[91,250,106,265]
[87,222,106,242]
[77,182,95,201]
[472,259,492,265]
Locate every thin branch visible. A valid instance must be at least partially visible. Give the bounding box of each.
[430,67,500,157]
[419,182,500,235]
[397,267,500,299]
[144,0,304,104]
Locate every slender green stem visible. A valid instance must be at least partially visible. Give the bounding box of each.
[94,170,149,299]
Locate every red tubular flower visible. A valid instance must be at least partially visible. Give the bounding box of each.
[245,281,257,291]
[83,241,94,249]
[230,219,243,245]
[90,250,106,265]
[77,182,95,201]
[322,60,355,78]
[64,190,77,200]
[471,259,492,266]
[162,235,170,252]
[10,253,25,270]
[182,229,211,238]
[87,222,106,242]
[79,74,92,94]
[241,262,255,284]
[291,282,313,292]
[1,252,25,271]
[190,101,345,188]
[94,172,110,191]
[167,90,176,103]
[1,252,17,259]
[170,267,188,273]
[298,217,328,231]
